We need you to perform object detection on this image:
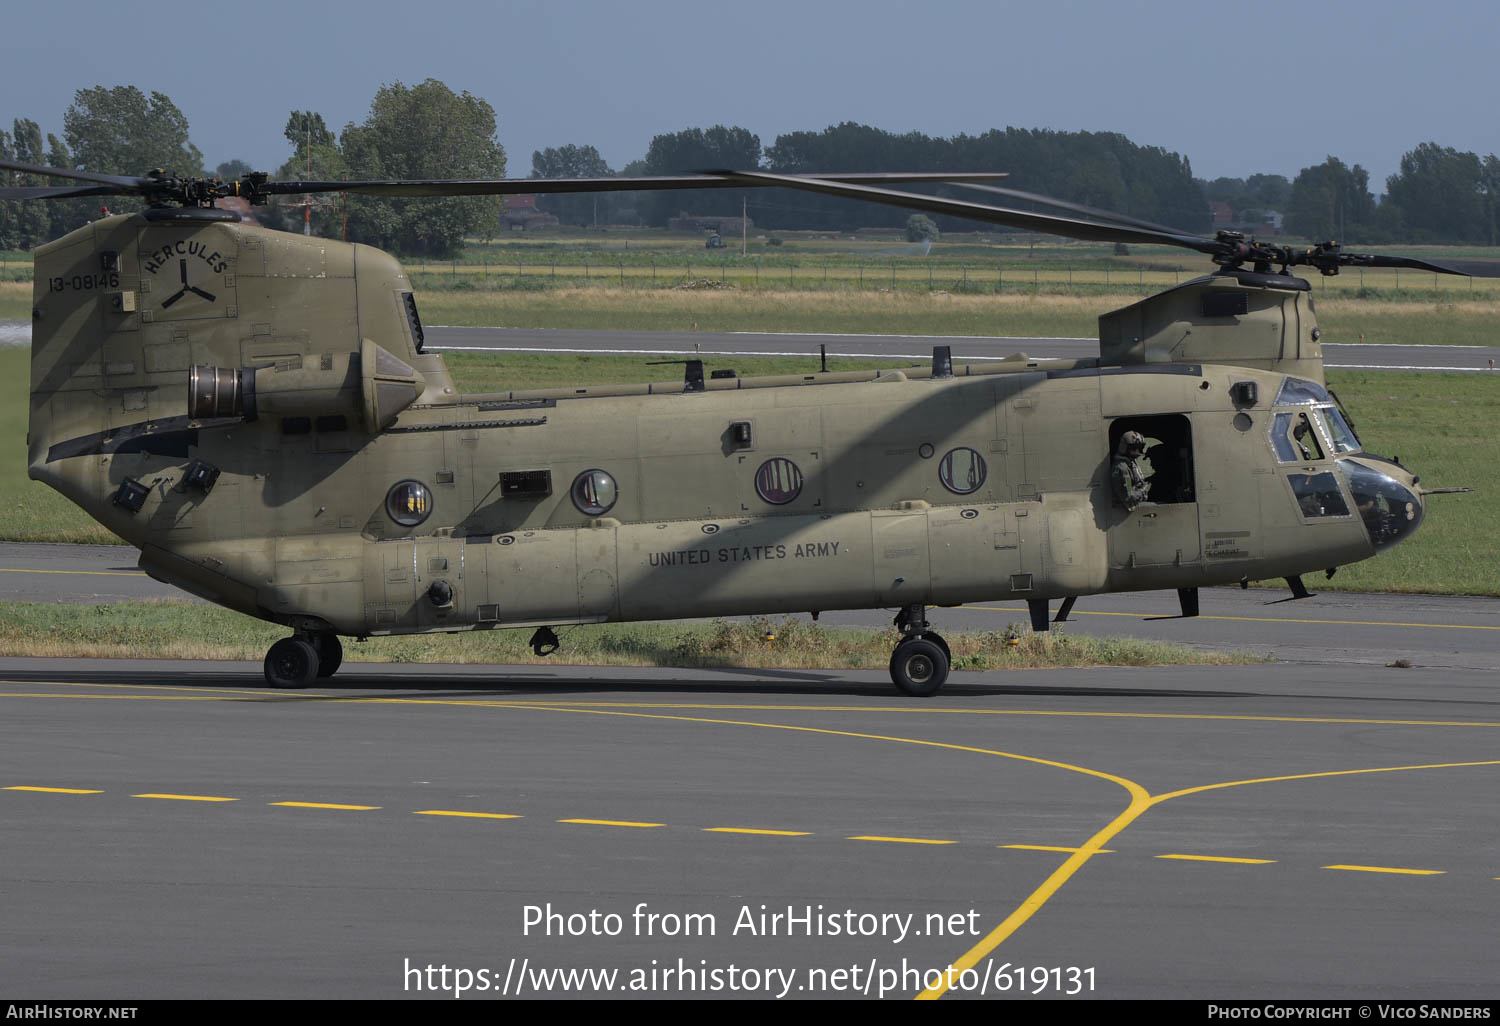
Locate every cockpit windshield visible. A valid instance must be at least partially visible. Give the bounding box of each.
[1314,405,1360,454]
[1339,460,1423,548]
[1274,376,1331,405]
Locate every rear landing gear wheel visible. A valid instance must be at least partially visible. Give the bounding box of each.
[889,636,949,698]
[925,631,951,667]
[265,637,319,689]
[313,634,343,678]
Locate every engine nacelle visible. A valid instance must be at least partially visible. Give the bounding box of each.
[189,339,424,433]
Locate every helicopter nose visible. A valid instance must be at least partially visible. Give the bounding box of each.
[1338,457,1424,550]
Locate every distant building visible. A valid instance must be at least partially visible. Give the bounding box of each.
[500,194,559,231]
[1209,201,1235,227]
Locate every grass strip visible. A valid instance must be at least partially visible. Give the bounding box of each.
[0,601,1261,671]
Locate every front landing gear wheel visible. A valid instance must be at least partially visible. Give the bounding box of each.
[889,636,949,697]
[265,637,319,689]
[313,634,343,678]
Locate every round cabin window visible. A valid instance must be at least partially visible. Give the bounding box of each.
[571,469,618,516]
[386,480,432,526]
[938,447,987,495]
[755,458,804,505]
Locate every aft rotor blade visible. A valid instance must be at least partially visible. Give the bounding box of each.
[0,184,124,200]
[705,170,1224,255]
[256,170,1012,200]
[0,157,153,191]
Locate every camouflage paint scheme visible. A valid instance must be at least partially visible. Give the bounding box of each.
[27,211,1423,689]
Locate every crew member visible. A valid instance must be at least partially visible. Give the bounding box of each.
[1111,431,1151,510]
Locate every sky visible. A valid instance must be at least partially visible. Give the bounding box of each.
[3,0,1496,196]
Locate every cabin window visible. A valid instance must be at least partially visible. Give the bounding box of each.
[571,469,618,516]
[938,447,987,495]
[1110,415,1195,504]
[754,458,804,505]
[386,480,432,526]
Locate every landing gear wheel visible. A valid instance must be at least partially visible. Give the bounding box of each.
[889,636,949,698]
[264,637,319,689]
[924,631,951,667]
[313,634,343,678]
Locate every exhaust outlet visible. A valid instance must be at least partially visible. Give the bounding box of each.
[188,366,255,420]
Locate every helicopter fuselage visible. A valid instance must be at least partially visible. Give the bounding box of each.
[26,212,1424,688]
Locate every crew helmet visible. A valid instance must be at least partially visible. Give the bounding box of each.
[1118,430,1147,457]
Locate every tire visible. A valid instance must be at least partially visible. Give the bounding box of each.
[923,631,951,667]
[264,637,319,689]
[889,637,949,698]
[313,634,343,678]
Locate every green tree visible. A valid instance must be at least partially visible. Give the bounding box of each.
[284,111,336,157]
[1483,154,1500,248]
[1245,173,1290,211]
[339,79,506,257]
[0,119,53,249]
[12,119,51,247]
[1285,157,1375,242]
[766,123,1208,234]
[531,143,613,226]
[64,86,203,178]
[0,129,17,251]
[269,111,347,239]
[215,159,254,180]
[54,86,202,229]
[766,122,941,231]
[41,133,85,239]
[641,125,760,226]
[905,213,939,242]
[610,158,650,226]
[1383,143,1485,244]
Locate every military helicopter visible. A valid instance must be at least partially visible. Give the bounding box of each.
[4,158,1494,696]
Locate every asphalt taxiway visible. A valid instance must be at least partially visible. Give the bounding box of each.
[2,640,1498,999]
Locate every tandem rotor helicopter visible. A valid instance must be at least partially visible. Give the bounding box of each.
[3,158,1495,695]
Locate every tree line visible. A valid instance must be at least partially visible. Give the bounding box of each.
[0,81,506,258]
[1203,147,1500,246]
[4,81,1498,256]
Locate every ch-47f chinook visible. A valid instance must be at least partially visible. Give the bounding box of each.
[4,160,1495,695]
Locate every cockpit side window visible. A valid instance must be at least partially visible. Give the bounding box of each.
[1271,410,1324,463]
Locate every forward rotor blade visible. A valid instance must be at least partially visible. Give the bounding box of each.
[255,170,1012,200]
[952,181,1197,237]
[705,170,1224,255]
[1338,253,1500,278]
[0,157,153,191]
